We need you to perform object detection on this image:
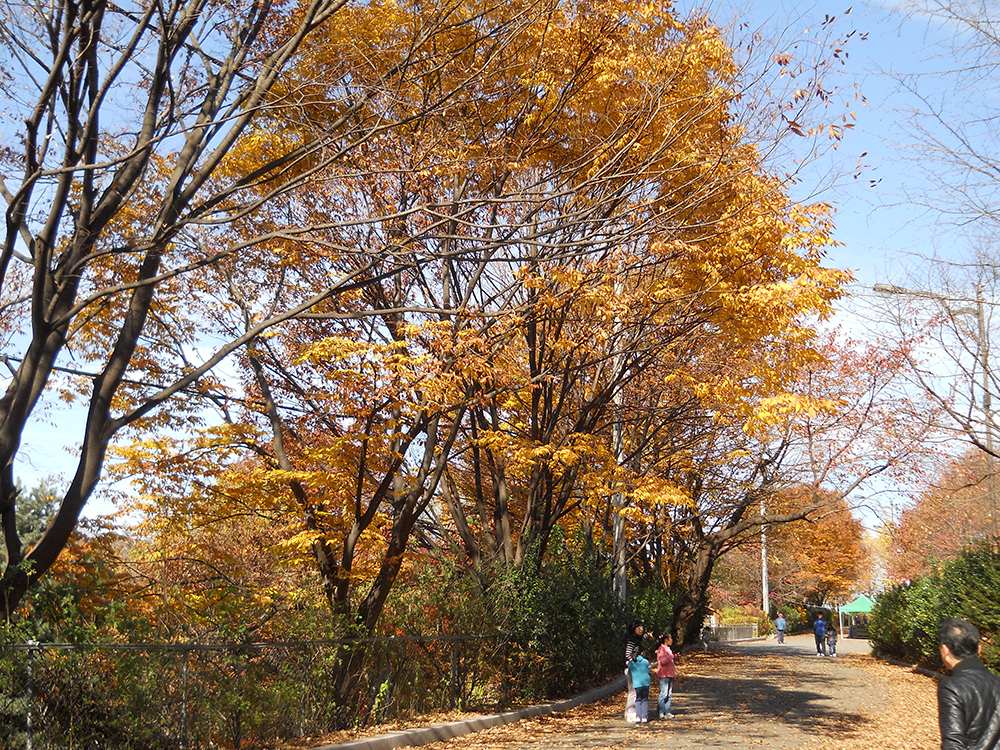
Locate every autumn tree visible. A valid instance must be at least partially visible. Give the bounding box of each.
[427,6,860,596]
[118,488,322,640]
[870,261,1000,586]
[873,258,1000,458]
[110,0,741,634]
[220,0,695,633]
[616,334,936,643]
[0,0,577,619]
[870,1,1000,472]
[887,448,996,581]
[106,1,873,651]
[765,488,869,606]
[0,0,382,618]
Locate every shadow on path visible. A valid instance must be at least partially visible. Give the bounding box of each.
[344,635,905,750]
[437,637,886,749]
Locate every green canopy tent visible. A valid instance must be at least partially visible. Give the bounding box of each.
[841,594,875,614]
[840,594,875,637]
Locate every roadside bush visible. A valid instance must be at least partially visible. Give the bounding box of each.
[870,576,941,665]
[491,540,624,701]
[717,605,769,635]
[774,606,810,634]
[381,552,496,637]
[870,543,1000,671]
[937,545,1000,671]
[628,583,684,639]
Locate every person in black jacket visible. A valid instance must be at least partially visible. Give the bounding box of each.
[623,621,645,723]
[938,617,1000,750]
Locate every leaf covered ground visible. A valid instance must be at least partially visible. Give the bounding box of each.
[287,639,940,749]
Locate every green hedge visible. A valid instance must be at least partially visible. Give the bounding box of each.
[492,544,625,701]
[870,543,1000,671]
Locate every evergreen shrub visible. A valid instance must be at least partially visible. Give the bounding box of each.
[492,541,624,701]
[629,583,684,640]
[870,543,1000,671]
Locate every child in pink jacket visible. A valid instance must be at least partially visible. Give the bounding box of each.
[655,633,677,719]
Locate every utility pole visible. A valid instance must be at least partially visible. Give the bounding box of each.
[761,498,770,615]
[976,285,998,545]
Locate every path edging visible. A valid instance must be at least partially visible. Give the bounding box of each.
[312,674,627,750]
[874,652,946,681]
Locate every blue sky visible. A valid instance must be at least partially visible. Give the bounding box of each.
[728,1,1000,533]
[716,0,957,290]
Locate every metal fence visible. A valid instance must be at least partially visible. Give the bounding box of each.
[708,622,758,642]
[0,634,510,750]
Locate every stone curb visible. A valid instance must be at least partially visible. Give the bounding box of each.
[874,653,946,681]
[312,675,628,750]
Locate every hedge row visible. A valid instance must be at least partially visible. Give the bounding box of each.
[870,543,1000,672]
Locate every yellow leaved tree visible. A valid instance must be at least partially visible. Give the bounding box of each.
[109,0,880,654]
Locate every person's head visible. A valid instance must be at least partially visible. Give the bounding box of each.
[626,620,643,638]
[939,617,980,667]
[658,633,672,647]
[777,612,783,618]
[817,613,823,620]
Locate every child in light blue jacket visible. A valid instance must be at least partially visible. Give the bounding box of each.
[627,653,652,723]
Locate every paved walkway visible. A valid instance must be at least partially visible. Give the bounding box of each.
[419,634,941,749]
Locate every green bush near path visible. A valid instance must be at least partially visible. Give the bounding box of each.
[870,543,1000,672]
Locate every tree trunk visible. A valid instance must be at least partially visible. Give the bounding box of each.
[673,542,721,648]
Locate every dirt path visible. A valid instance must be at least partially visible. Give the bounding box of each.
[418,635,940,750]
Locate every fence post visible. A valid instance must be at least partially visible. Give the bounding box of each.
[26,641,37,750]
[502,638,510,708]
[182,647,189,750]
[449,639,458,710]
[298,648,307,738]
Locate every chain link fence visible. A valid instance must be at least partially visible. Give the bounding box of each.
[0,634,511,750]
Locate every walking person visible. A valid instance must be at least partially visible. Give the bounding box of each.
[826,620,838,657]
[627,650,652,725]
[623,621,645,723]
[775,612,787,644]
[813,613,827,656]
[938,617,1000,749]
[655,633,677,719]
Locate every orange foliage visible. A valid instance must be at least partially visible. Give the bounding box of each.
[886,450,998,582]
[98,0,870,644]
[766,487,869,606]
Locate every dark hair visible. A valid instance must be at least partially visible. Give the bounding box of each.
[939,618,980,660]
[658,633,671,646]
[625,620,642,641]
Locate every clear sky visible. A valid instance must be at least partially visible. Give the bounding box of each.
[705,0,959,290]
[755,2,1000,537]
[687,0,978,531]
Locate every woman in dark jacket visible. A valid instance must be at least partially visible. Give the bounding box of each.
[623,621,645,722]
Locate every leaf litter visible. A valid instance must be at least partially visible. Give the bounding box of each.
[280,647,940,749]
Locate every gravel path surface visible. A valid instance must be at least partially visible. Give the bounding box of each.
[417,635,941,750]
